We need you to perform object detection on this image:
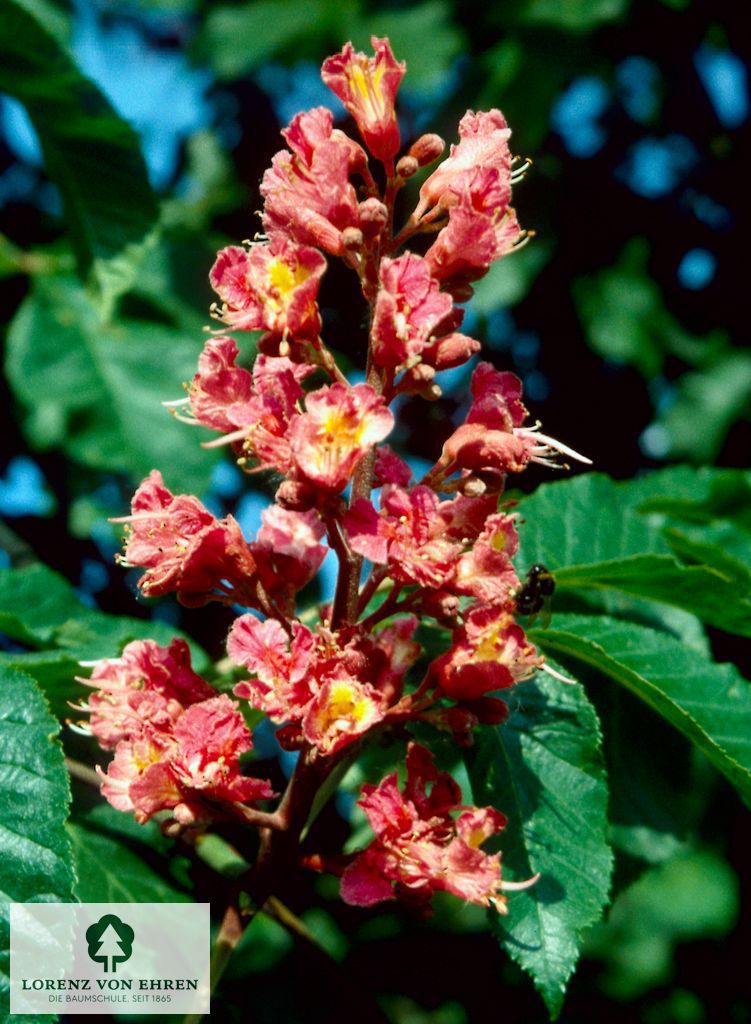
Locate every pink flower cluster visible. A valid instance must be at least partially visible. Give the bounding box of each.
[79,639,273,824]
[87,37,589,913]
[341,743,534,912]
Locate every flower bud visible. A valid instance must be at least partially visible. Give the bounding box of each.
[449,282,475,303]
[423,332,481,371]
[409,133,445,166]
[341,226,364,251]
[275,479,317,511]
[275,723,306,751]
[420,590,461,626]
[396,155,419,178]
[299,208,346,254]
[459,476,488,497]
[358,198,389,238]
[457,696,509,725]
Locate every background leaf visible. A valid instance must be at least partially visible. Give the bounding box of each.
[0,562,208,716]
[5,275,218,493]
[0,0,159,310]
[0,666,75,1018]
[465,671,612,1017]
[68,823,190,903]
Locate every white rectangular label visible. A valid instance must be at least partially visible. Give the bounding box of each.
[10,902,210,1015]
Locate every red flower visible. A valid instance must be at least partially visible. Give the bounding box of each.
[187,336,255,435]
[437,363,591,478]
[345,487,496,592]
[289,383,393,492]
[453,512,520,603]
[373,445,412,487]
[425,167,521,283]
[170,695,275,804]
[116,470,257,606]
[417,109,513,215]
[229,615,317,722]
[209,238,326,339]
[80,638,214,749]
[251,505,328,601]
[188,341,315,473]
[371,253,455,369]
[341,743,515,911]
[345,485,462,589]
[98,695,273,825]
[261,107,361,254]
[430,604,541,700]
[302,672,386,754]
[321,37,405,161]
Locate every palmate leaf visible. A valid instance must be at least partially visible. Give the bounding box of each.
[0,667,75,1021]
[465,671,612,1018]
[532,614,751,808]
[515,472,751,637]
[0,0,159,310]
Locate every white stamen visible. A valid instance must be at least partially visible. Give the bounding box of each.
[501,872,540,892]
[201,428,249,449]
[67,721,93,737]
[540,662,576,685]
[161,397,191,407]
[518,427,592,465]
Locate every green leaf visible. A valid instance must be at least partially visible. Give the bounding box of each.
[358,2,464,92]
[554,553,751,638]
[516,473,751,637]
[0,0,159,309]
[196,0,330,78]
[653,352,751,463]
[470,243,551,316]
[573,239,724,378]
[0,563,208,715]
[465,671,612,1018]
[0,667,75,1017]
[5,274,218,493]
[67,823,190,902]
[583,848,738,998]
[520,0,629,30]
[532,614,751,807]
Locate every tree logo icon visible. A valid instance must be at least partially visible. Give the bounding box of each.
[85,914,135,973]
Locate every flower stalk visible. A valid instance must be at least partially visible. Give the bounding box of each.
[77,35,592,961]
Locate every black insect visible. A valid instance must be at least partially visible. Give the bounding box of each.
[515,563,555,621]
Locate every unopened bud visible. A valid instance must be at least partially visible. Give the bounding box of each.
[341,226,364,251]
[458,697,509,726]
[421,590,460,626]
[424,332,481,371]
[396,155,419,179]
[300,208,344,255]
[409,133,445,166]
[450,282,475,302]
[460,476,488,497]
[358,198,388,238]
[275,479,316,512]
[276,723,305,751]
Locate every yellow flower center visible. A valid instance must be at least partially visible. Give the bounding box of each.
[348,61,387,120]
[266,257,312,310]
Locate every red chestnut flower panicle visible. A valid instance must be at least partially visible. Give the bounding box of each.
[86,37,590,924]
